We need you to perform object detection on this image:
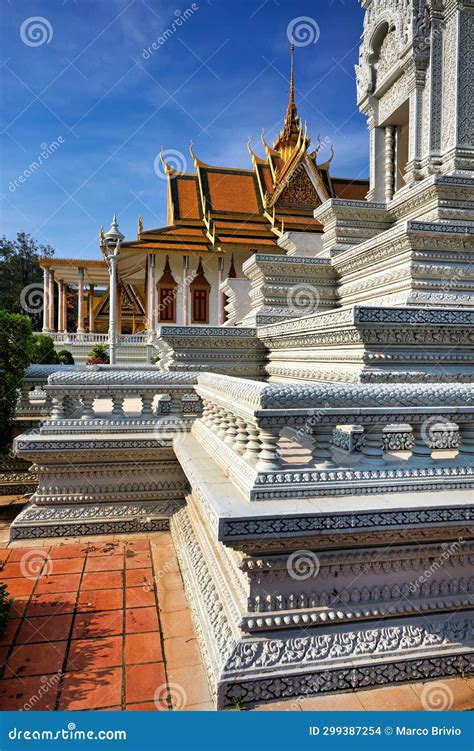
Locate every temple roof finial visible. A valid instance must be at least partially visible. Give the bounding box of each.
[289,41,295,107]
[273,42,303,157]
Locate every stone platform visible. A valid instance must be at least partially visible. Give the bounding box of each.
[173,432,473,708]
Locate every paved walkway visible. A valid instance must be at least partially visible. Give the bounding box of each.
[0,530,212,711]
[0,496,472,712]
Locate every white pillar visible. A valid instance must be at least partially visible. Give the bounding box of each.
[62,284,67,333]
[217,257,224,325]
[57,280,65,333]
[77,267,85,333]
[367,117,386,202]
[147,255,154,333]
[88,284,95,333]
[405,65,426,183]
[385,125,395,202]
[48,270,55,332]
[109,254,118,365]
[182,255,189,326]
[150,254,157,334]
[42,267,50,332]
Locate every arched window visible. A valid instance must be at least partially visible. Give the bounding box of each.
[190,258,210,324]
[157,256,177,323]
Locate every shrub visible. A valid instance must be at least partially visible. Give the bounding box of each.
[30,334,59,364]
[57,349,74,365]
[86,343,109,365]
[0,582,13,638]
[0,311,34,450]
[150,354,161,365]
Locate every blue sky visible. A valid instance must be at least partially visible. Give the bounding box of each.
[1,0,367,259]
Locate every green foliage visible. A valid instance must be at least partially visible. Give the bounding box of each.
[0,311,34,450]
[150,354,161,365]
[30,334,59,364]
[0,232,54,330]
[0,582,13,638]
[87,343,109,365]
[57,349,74,365]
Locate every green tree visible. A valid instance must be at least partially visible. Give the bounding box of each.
[0,232,54,329]
[30,334,59,364]
[0,311,34,450]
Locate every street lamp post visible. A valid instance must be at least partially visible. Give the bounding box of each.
[103,215,124,366]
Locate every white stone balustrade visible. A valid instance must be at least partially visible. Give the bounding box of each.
[12,368,201,539]
[16,364,164,419]
[40,369,201,432]
[194,373,474,500]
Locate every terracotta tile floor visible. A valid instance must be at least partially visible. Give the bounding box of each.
[0,523,212,711]
[0,494,472,712]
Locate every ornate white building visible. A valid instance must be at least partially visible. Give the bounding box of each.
[14,0,473,709]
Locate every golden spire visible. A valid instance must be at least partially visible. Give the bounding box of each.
[273,42,302,158]
[289,40,295,107]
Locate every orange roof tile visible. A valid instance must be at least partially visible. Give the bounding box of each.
[173,176,201,219]
[332,178,369,200]
[204,170,261,214]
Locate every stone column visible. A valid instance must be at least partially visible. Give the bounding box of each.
[146,255,153,334]
[217,257,225,325]
[182,255,189,325]
[427,8,444,173]
[48,270,55,332]
[108,254,118,365]
[116,284,122,336]
[366,116,386,202]
[149,255,157,333]
[57,280,65,333]
[88,284,95,333]
[62,285,68,333]
[405,64,426,183]
[77,267,85,333]
[42,267,50,332]
[385,125,395,202]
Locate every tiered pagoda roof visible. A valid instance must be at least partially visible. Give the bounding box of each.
[115,45,369,259]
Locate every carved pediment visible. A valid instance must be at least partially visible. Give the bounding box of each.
[120,284,145,315]
[95,284,145,319]
[276,166,321,208]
